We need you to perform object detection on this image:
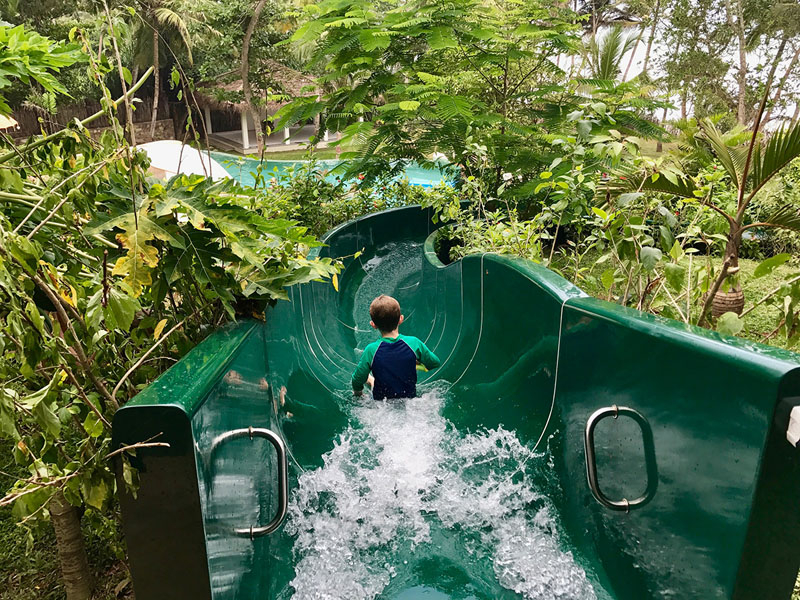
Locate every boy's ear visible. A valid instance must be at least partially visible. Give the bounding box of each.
[370,320,377,330]
[399,314,404,325]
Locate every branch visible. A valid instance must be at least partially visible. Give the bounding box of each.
[111,303,210,404]
[740,273,800,318]
[702,199,736,227]
[62,366,111,429]
[698,258,731,327]
[31,274,119,410]
[106,441,171,460]
[735,36,787,223]
[27,157,121,239]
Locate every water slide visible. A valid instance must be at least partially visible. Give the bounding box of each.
[113,205,800,600]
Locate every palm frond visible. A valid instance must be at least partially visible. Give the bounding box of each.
[759,203,800,232]
[698,118,740,189]
[640,173,698,198]
[586,25,636,80]
[749,121,800,201]
[154,7,193,63]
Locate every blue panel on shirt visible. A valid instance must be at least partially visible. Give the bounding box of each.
[371,339,417,399]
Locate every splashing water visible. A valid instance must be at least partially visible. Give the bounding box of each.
[283,390,596,600]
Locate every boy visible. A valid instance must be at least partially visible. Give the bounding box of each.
[352,295,441,400]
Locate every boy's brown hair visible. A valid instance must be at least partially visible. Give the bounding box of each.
[370,295,401,332]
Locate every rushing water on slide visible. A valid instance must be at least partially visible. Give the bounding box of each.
[278,390,597,600]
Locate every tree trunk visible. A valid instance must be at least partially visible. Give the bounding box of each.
[727,0,748,124]
[680,90,687,120]
[50,491,92,600]
[623,26,645,81]
[764,42,800,125]
[242,0,269,154]
[150,27,159,140]
[711,232,744,316]
[641,0,661,74]
[656,105,668,152]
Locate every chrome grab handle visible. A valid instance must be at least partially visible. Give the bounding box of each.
[208,426,289,539]
[584,405,658,512]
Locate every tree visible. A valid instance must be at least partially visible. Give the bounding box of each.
[630,43,800,322]
[242,0,270,153]
[726,0,749,124]
[586,25,636,80]
[0,23,337,599]
[131,0,195,138]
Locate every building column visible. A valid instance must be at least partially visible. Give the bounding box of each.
[240,111,249,150]
[323,129,329,142]
[204,106,213,135]
[284,127,291,145]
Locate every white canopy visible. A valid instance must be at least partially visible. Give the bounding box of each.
[136,140,230,181]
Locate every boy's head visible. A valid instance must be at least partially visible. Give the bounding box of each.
[370,295,403,333]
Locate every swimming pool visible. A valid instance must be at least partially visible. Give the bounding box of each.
[210,152,454,189]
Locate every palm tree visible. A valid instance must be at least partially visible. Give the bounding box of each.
[131,0,194,138]
[634,39,800,324]
[586,25,636,80]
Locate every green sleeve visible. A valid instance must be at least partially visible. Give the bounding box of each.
[351,342,378,391]
[405,336,441,370]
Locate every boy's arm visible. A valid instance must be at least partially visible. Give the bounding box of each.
[412,338,441,370]
[351,344,376,394]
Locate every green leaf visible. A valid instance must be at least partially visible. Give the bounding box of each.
[106,288,140,332]
[662,170,678,186]
[668,240,684,262]
[640,246,662,271]
[6,234,42,275]
[753,253,791,278]
[664,263,685,291]
[762,204,800,232]
[427,27,457,50]
[601,268,615,290]
[359,29,392,51]
[750,121,800,198]
[82,477,109,511]
[25,301,45,337]
[32,400,60,439]
[0,388,18,440]
[83,411,105,438]
[398,100,420,111]
[539,171,553,179]
[698,119,741,189]
[717,312,744,336]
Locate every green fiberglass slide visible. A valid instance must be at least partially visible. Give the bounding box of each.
[113,205,800,600]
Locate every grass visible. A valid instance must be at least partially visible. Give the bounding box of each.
[0,441,131,600]
[638,138,679,158]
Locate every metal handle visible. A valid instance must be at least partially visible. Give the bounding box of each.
[208,426,289,538]
[584,405,658,512]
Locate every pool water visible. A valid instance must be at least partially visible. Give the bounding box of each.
[210,152,453,189]
[275,391,597,600]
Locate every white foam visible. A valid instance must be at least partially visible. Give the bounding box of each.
[284,391,596,600]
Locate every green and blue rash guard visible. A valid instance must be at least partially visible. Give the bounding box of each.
[352,334,441,400]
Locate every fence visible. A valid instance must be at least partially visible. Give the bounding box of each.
[12,96,171,138]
